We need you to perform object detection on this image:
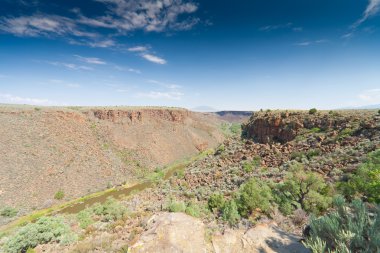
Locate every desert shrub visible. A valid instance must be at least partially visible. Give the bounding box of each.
[337,128,354,141]
[92,197,127,222]
[306,149,321,159]
[54,190,65,200]
[303,197,380,253]
[167,199,186,213]
[185,202,201,218]
[309,108,317,115]
[291,151,305,160]
[1,206,18,218]
[310,127,321,133]
[76,210,94,229]
[378,109,380,115]
[222,200,240,226]
[229,123,242,135]
[242,157,261,173]
[274,162,331,215]
[338,149,380,203]
[208,193,225,212]
[237,178,273,217]
[215,144,225,155]
[3,216,77,253]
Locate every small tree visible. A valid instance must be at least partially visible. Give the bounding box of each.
[275,162,331,214]
[237,178,273,217]
[309,108,317,115]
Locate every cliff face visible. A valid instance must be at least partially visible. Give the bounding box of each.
[243,110,379,144]
[0,106,223,216]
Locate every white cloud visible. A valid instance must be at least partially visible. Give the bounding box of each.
[354,0,380,28]
[141,53,167,64]
[0,93,56,105]
[136,91,183,100]
[114,65,141,74]
[128,46,148,52]
[74,55,106,64]
[358,89,380,103]
[46,61,93,71]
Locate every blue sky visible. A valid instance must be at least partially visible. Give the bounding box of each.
[1,0,380,110]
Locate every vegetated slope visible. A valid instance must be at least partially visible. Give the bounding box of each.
[0,106,223,220]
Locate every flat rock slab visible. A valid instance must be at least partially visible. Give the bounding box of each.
[130,212,208,253]
[212,223,310,253]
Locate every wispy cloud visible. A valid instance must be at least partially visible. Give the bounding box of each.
[136,91,184,100]
[0,93,56,105]
[128,46,148,52]
[358,88,380,103]
[259,22,302,32]
[294,39,328,46]
[48,79,81,88]
[353,0,380,28]
[74,55,106,65]
[46,61,93,71]
[114,65,141,74]
[0,0,200,49]
[0,15,96,38]
[116,89,129,93]
[141,53,167,64]
[88,0,199,33]
[147,79,181,89]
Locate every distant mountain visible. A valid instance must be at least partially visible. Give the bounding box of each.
[214,111,253,123]
[340,104,380,110]
[356,104,380,109]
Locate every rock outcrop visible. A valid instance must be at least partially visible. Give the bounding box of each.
[243,110,379,144]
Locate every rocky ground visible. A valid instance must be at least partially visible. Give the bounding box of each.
[0,106,223,225]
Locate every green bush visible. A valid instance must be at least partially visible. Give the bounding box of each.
[303,197,380,253]
[185,202,201,218]
[237,178,273,217]
[76,210,94,229]
[1,206,18,218]
[309,108,317,115]
[337,128,354,141]
[310,127,321,133]
[222,200,240,226]
[338,149,380,203]
[92,197,127,222]
[167,199,186,213]
[229,123,242,135]
[54,190,65,200]
[3,216,77,253]
[208,193,225,212]
[306,149,321,159]
[274,162,331,214]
